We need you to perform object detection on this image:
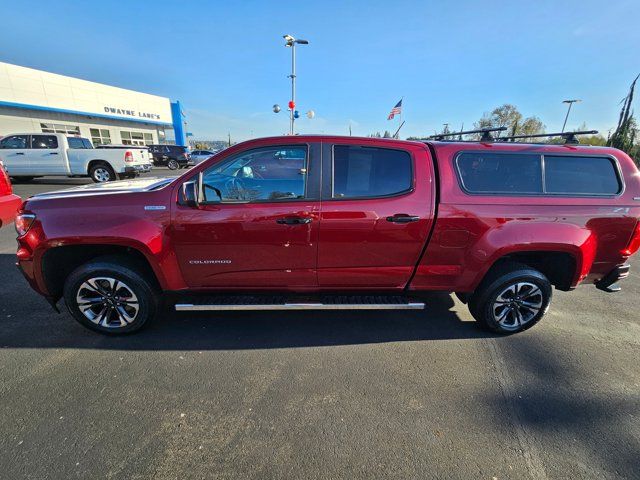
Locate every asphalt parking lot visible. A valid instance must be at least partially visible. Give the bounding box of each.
[1,171,638,479]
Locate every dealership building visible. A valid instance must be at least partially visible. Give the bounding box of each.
[0,61,186,147]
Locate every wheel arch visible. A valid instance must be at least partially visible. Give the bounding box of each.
[473,247,581,292]
[40,243,165,302]
[86,159,115,175]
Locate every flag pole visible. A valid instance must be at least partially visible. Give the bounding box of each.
[397,96,403,139]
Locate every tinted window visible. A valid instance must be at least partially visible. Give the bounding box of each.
[544,156,620,195]
[31,135,58,149]
[82,138,94,149]
[332,146,412,198]
[0,135,29,149]
[456,152,543,194]
[67,137,86,149]
[202,146,307,202]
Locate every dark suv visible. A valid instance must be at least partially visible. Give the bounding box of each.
[148,145,192,170]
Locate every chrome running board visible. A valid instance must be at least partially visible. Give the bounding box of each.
[175,302,425,311]
[174,295,425,312]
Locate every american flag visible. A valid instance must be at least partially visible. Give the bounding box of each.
[387,99,402,120]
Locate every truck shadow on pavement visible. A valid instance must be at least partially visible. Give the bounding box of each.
[0,254,493,350]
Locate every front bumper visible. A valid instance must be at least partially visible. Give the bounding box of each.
[124,164,153,174]
[595,264,630,293]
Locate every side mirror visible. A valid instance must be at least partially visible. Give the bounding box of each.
[181,180,200,208]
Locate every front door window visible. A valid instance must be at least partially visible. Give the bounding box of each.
[202,146,308,202]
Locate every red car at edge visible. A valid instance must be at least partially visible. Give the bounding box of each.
[0,159,21,229]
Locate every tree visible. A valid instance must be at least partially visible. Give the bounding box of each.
[383,130,392,138]
[520,116,545,137]
[607,74,639,166]
[472,104,544,139]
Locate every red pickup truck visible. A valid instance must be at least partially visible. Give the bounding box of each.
[14,135,640,335]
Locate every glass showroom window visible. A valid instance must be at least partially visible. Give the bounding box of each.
[41,123,81,135]
[90,128,112,145]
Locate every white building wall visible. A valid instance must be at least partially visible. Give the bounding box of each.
[0,61,174,146]
[0,62,172,124]
[0,106,165,145]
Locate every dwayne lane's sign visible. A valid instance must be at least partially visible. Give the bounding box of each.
[104,106,161,120]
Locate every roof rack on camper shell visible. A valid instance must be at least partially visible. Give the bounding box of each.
[496,130,599,145]
[427,127,507,142]
[425,127,599,145]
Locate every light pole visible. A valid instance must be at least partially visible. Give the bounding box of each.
[561,99,581,133]
[283,34,308,135]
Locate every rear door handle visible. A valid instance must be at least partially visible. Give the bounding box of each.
[15,152,24,155]
[386,214,420,223]
[49,152,58,155]
[276,216,312,225]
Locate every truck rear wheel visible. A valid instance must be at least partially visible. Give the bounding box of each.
[63,257,158,334]
[89,163,116,183]
[468,263,552,334]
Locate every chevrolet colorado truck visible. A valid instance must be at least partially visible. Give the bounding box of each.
[0,133,152,183]
[14,135,640,335]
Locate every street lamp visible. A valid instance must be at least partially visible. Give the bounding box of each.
[283,34,309,135]
[561,99,581,133]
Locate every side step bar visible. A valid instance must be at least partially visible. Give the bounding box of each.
[176,302,425,311]
[174,295,425,312]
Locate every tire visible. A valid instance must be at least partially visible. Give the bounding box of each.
[89,163,116,183]
[167,159,179,170]
[63,257,158,335]
[11,176,35,183]
[468,262,552,334]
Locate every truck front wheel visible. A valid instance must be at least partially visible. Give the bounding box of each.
[468,263,552,334]
[63,257,158,334]
[89,163,116,183]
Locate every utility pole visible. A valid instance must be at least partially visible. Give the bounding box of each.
[561,99,581,133]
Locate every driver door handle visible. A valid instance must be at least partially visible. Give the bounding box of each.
[386,214,420,223]
[276,216,312,225]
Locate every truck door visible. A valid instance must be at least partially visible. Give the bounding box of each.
[171,142,321,288]
[29,135,65,175]
[0,135,30,175]
[317,142,435,289]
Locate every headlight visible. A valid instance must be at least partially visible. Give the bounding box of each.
[15,213,36,237]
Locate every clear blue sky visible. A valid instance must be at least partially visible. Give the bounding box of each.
[1,0,638,141]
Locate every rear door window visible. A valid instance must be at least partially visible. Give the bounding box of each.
[332,146,412,199]
[31,135,59,149]
[544,155,621,195]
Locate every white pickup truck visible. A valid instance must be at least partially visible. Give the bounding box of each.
[0,133,152,182]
